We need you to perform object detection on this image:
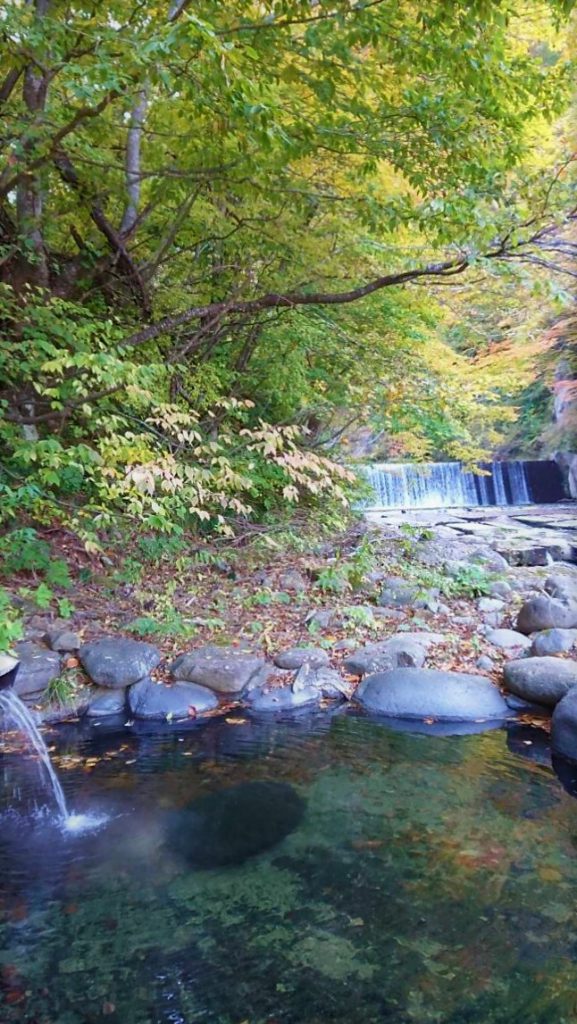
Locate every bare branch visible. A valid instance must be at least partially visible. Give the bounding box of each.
[120,87,148,235]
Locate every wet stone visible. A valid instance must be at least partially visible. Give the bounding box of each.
[355,667,508,721]
[128,677,218,720]
[530,628,577,657]
[12,641,61,698]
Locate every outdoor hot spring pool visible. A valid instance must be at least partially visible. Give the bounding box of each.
[2,710,577,1024]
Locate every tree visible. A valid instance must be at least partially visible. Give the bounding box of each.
[0,0,575,534]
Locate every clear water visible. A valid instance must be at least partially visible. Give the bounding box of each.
[2,711,577,1024]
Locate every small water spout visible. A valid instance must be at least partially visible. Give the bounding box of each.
[0,689,70,822]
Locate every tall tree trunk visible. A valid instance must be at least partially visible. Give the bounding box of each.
[120,87,148,236]
[16,0,50,290]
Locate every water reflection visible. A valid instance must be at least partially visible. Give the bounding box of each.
[2,710,577,1024]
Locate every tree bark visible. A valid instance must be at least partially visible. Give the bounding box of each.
[120,88,148,236]
[15,0,51,290]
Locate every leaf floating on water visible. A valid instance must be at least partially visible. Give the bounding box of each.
[225,717,247,725]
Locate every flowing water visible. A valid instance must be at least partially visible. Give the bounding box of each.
[2,710,577,1023]
[362,459,565,509]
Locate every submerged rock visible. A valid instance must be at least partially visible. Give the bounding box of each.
[84,687,127,718]
[503,656,577,708]
[355,667,508,721]
[167,780,305,867]
[80,637,161,688]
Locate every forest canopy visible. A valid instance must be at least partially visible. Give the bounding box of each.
[0,0,576,540]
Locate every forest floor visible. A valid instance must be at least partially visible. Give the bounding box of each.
[3,513,556,729]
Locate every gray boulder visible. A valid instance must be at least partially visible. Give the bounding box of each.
[45,628,80,652]
[274,647,329,670]
[476,655,495,672]
[304,608,337,630]
[377,577,420,608]
[485,628,532,651]
[128,678,218,720]
[545,575,577,601]
[279,570,308,593]
[12,642,60,698]
[516,596,577,635]
[84,688,127,718]
[478,597,505,614]
[246,681,320,713]
[80,637,160,688]
[552,688,577,761]
[171,645,266,694]
[503,656,577,708]
[469,548,509,572]
[355,668,508,721]
[530,629,577,657]
[344,637,427,677]
[489,580,512,599]
[293,662,351,699]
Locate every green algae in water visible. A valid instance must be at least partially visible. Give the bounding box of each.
[2,714,577,1023]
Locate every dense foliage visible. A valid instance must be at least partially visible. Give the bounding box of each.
[0,0,576,540]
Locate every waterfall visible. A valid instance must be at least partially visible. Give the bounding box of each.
[0,690,69,821]
[361,459,562,510]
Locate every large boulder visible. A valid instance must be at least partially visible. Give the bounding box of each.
[80,637,160,688]
[545,575,577,602]
[167,781,305,867]
[377,577,437,608]
[503,656,577,708]
[552,689,577,762]
[344,637,426,677]
[245,662,346,712]
[274,647,329,670]
[12,641,60,698]
[171,645,266,694]
[355,667,508,721]
[530,629,577,657]
[485,628,532,652]
[128,677,218,720]
[516,596,577,635]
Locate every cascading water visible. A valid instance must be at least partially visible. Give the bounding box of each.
[0,690,105,832]
[362,459,564,510]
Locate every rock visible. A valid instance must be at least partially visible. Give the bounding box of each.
[483,612,505,629]
[80,637,161,688]
[274,647,329,670]
[171,645,266,694]
[489,581,512,599]
[377,577,420,608]
[391,631,446,648]
[469,549,509,572]
[478,597,505,613]
[293,662,351,699]
[503,656,577,708]
[516,596,577,635]
[12,642,60,698]
[476,655,495,672]
[166,781,305,867]
[128,677,218,720]
[545,575,577,601]
[485,628,532,651]
[344,637,427,677]
[279,570,308,593]
[45,629,80,652]
[552,688,577,761]
[246,681,320,712]
[355,668,508,721]
[530,628,577,657]
[304,608,336,630]
[84,688,127,718]
[332,639,357,652]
